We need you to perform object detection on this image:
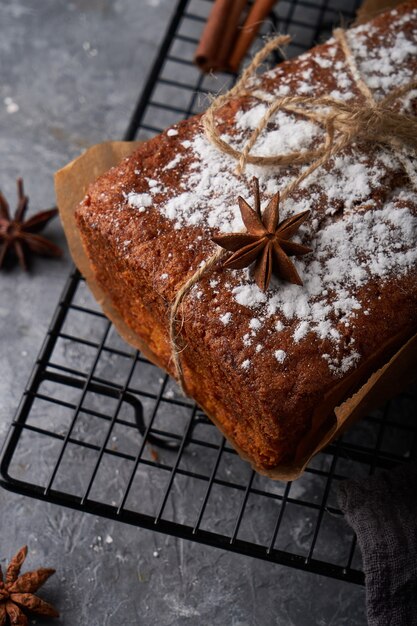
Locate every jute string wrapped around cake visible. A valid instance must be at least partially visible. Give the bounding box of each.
[169,28,417,389]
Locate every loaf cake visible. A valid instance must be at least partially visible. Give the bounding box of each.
[74,2,417,475]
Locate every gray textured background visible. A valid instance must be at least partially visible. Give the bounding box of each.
[0,1,368,624]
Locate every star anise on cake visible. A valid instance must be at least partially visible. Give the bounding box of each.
[0,546,59,625]
[0,178,62,270]
[212,178,311,291]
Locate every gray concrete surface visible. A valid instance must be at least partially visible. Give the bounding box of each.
[0,1,369,624]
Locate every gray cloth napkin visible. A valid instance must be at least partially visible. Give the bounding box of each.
[337,462,417,626]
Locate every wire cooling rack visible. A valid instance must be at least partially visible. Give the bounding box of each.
[2,0,416,586]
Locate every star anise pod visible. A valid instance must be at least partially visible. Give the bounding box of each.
[0,178,62,270]
[212,178,311,291]
[0,546,59,625]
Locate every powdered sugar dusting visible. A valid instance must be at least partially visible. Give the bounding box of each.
[236,108,321,156]
[249,318,262,331]
[239,197,417,371]
[117,6,417,379]
[275,350,287,364]
[219,312,232,325]
[233,284,267,308]
[348,21,417,96]
[293,321,310,343]
[125,192,152,210]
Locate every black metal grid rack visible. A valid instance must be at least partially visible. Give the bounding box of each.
[1,0,416,587]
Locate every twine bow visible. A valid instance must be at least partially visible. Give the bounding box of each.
[204,29,417,198]
[170,27,417,390]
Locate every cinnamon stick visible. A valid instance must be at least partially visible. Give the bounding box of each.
[194,0,248,72]
[228,0,278,73]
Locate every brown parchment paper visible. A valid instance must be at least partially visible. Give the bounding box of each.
[55,141,417,481]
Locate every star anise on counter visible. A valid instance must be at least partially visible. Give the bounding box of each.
[212,178,312,291]
[0,546,59,625]
[0,178,62,270]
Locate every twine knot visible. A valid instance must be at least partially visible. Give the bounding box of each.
[325,98,417,153]
[204,29,417,187]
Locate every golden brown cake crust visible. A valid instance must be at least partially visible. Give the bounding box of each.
[75,2,417,472]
